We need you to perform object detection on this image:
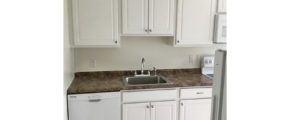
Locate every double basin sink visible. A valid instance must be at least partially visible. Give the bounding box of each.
[123,75,172,86]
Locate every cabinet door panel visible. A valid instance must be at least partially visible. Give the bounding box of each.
[123,103,150,120]
[218,0,227,12]
[180,99,212,120]
[73,0,118,46]
[148,0,174,35]
[151,101,177,120]
[176,0,215,45]
[122,0,148,34]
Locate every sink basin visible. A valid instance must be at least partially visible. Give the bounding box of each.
[123,76,171,86]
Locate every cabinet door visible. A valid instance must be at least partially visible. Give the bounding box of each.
[72,0,119,46]
[151,101,177,120]
[218,0,226,12]
[122,0,148,34]
[148,0,174,35]
[176,0,215,45]
[180,99,212,120]
[123,103,150,120]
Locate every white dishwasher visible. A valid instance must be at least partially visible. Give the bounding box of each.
[68,92,120,120]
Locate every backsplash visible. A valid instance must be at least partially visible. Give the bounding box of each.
[75,37,226,72]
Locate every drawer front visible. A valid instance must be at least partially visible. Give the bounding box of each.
[122,89,178,102]
[180,88,212,99]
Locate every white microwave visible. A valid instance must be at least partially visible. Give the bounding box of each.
[214,13,227,43]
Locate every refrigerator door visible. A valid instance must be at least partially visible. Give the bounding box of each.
[211,50,226,120]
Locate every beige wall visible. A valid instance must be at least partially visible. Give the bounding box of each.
[64,0,74,120]
[64,0,74,93]
[75,37,226,72]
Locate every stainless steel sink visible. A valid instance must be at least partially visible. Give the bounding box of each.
[123,76,171,86]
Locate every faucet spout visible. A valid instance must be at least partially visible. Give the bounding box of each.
[141,58,145,74]
[134,57,151,77]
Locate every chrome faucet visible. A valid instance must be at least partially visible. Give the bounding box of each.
[141,57,145,74]
[134,57,150,76]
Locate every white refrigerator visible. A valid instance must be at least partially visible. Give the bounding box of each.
[212,49,226,120]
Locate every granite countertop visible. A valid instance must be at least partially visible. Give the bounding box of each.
[67,68,213,94]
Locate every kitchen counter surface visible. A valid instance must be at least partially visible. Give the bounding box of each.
[67,69,213,94]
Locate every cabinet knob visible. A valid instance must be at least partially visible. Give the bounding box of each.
[145,29,148,32]
[177,40,180,43]
[149,29,152,32]
[151,105,154,108]
[114,40,118,44]
[180,103,183,106]
[146,105,150,108]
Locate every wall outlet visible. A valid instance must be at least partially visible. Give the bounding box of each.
[89,59,97,68]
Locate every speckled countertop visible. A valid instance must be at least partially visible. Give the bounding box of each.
[67,68,213,94]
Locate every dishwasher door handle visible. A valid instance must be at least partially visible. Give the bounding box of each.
[88,99,102,102]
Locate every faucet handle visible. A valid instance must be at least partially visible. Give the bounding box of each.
[134,70,137,76]
[153,67,157,76]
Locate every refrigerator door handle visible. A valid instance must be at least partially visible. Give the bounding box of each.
[211,95,217,120]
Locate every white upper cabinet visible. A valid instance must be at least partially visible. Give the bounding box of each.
[217,0,227,12]
[122,0,148,34]
[148,0,174,35]
[175,0,216,46]
[72,0,119,47]
[122,0,175,36]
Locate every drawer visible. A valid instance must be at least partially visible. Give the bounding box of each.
[180,88,212,99]
[122,89,178,102]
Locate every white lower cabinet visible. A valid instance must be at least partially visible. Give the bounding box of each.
[180,99,212,120]
[123,101,176,120]
[123,102,150,120]
[67,88,212,120]
[151,101,177,120]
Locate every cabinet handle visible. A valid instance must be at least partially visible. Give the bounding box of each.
[149,29,152,32]
[151,105,154,108]
[145,29,148,32]
[114,40,118,44]
[196,92,204,94]
[177,40,180,43]
[146,105,150,108]
[88,99,101,102]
